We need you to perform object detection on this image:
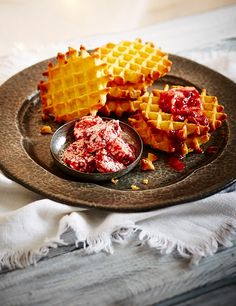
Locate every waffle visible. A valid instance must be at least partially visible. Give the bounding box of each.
[99,83,149,117]
[38,46,110,122]
[108,82,148,99]
[94,39,172,117]
[94,39,172,85]
[99,84,146,117]
[99,99,139,117]
[199,88,227,131]
[129,86,227,155]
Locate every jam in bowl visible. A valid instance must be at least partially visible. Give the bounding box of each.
[50,116,143,182]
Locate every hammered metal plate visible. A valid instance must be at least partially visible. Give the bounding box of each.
[0,54,235,211]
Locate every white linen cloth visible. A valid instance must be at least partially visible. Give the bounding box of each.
[0,35,236,270]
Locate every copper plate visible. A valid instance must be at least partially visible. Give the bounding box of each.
[0,54,235,211]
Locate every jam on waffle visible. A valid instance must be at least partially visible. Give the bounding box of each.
[129,85,227,156]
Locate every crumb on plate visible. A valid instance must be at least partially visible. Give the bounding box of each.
[142,178,149,185]
[147,153,158,162]
[141,152,158,171]
[111,177,119,184]
[141,158,155,171]
[40,125,52,134]
[131,184,140,190]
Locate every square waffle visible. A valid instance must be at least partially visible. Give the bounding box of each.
[129,85,227,156]
[38,46,110,122]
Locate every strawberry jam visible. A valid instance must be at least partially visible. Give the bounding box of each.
[167,156,186,172]
[159,87,209,126]
[63,116,136,173]
[205,146,218,155]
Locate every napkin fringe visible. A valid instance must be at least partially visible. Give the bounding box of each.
[136,220,236,265]
[58,212,136,255]
[82,227,136,255]
[1,216,235,270]
[0,246,49,271]
[68,218,236,265]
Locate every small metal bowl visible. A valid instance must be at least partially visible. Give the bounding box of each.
[50,118,143,182]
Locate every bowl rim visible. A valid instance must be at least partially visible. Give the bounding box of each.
[50,117,143,180]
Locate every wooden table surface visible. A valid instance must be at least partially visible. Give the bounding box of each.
[1,235,236,305]
[1,5,236,306]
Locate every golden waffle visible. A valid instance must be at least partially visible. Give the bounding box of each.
[99,83,147,117]
[93,39,172,118]
[129,86,227,155]
[129,112,210,155]
[99,99,139,117]
[199,88,227,131]
[94,39,172,86]
[108,82,148,99]
[38,46,110,122]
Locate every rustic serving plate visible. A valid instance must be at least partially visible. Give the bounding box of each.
[0,54,235,211]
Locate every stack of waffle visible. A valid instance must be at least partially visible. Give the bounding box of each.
[129,85,227,156]
[95,38,172,117]
[38,39,172,121]
[38,46,110,122]
[38,40,227,157]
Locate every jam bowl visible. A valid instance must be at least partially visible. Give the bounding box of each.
[50,117,143,182]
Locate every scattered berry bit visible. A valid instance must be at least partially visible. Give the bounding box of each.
[131,185,140,190]
[40,125,52,134]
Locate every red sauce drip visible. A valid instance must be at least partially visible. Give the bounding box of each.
[205,146,218,155]
[159,87,209,126]
[167,156,186,172]
[194,147,204,154]
[168,129,185,154]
